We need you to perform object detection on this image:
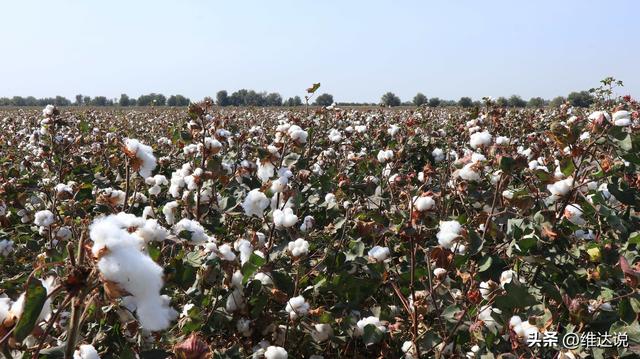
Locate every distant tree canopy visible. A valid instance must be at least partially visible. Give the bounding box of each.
[381,92,401,107]
[119,94,130,107]
[167,95,190,107]
[428,97,441,107]
[507,95,527,108]
[314,93,334,107]
[567,91,594,108]
[549,96,566,107]
[284,96,302,107]
[527,97,546,108]
[413,93,427,106]
[496,97,508,107]
[458,97,473,108]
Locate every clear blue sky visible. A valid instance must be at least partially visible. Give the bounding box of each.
[1,0,638,102]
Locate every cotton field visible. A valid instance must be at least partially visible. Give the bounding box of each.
[0,88,639,358]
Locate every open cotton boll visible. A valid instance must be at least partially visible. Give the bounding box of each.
[458,163,481,182]
[564,204,586,225]
[387,124,400,136]
[42,104,55,117]
[287,125,308,143]
[257,159,275,182]
[413,196,435,211]
[254,272,273,286]
[173,219,209,244]
[469,130,492,149]
[613,110,631,126]
[328,129,342,142]
[287,238,309,257]
[162,201,179,225]
[588,111,611,122]
[500,270,516,286]
[218,243,237,261]
[324,193,337,207]
[264,346,288,359]
[376,149,394,163]
[368,246,390,262]
[432,148,445,162]
[73,344,100,359]
[436,220,462,249]
[90,215,176,331]
[300,215,315,232]
[234,239,253,265]
[509,315,538,343]
[0,240,14,256]
[242,189,270,218]
[495,136,510,145]
[270,177,288,193]
[124,138,157,178]
[34,210,54,227]
[547,177,573,201]
[478,305,501,331]
[273,208,298,228]
[311,323,333,342]
[355,316,386,336]
[226,289,245,312]
[285,295,310,319]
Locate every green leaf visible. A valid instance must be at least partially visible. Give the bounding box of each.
[478,256,493,272]
[559,157,575,177]
[494,283,537,311]
[241,253,266,284]
[14,277,48,342]
[362,324,384,346]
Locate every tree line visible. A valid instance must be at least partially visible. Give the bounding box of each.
[0,90,595,108]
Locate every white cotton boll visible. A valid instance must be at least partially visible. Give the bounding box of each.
[34,210,54,227]
[142,206,154,220]
[226,288,245,312]
[368,246,390,262]
[324,193,337,207]
[471,152,486,163]
[231,270,243,289]
[273,208,298,228]
[432,148,445,162]
[135,219,169,243]
[299,215,315,232]
[55,226,72,240]
[257,159,275,182]
[477,305,501,331]
[413,196,435,211]
[355,125,367,133]
[580,132,591,141]
[162,201,178,225]
[469,130,492,149]
[285,295,310,319]
[254,272,273,286]
[264,346,288,359]
[547,177,573,201]
[236,317,252,337]
[387,124,400,136]
[509,315,523,328]
[0,297,11,326]
[500,270,515,286]
[433,267,447,279]
[311,323,333,342]
[613,110,631,126]
[242,189,270,218]
[218,244,237,261]
[376,149,394,163]
[234,239,253,265]
[458,163,481,182]
[270,177,288,193]
[502,190,515,200]
[328,129,342,142]
[564,204,586,225]
[42,104,55,117]
[436,220,462,249]
[204,137,222,151]
[287,238,309,257]
[355,316,386,336]
[73,344,100,359]
[287,125,308,143]
[0,240,14,256]
[124,138,157,178]
[173,219,209,244]
[90,215,177,331]
[588,111,611,122]
[495,136,510,145]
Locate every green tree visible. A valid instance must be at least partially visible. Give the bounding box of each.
[413,93,427,106]
[265,93,283,106]
[495,97,508,107]
[549,96,566,107]
[428,97,441,107]
[75,94,83,106]
[216,90,230,106]
[507,95,527,108]
[92,96,108,106]
[314,93,334,106]
[119,94,130,107]
[567,91,593,108]
[381,92,401,107]
[458,97,473,108]
[527,97,546,108]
